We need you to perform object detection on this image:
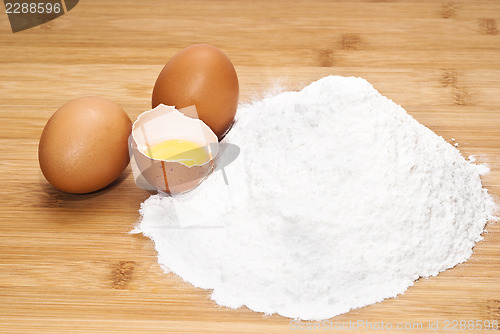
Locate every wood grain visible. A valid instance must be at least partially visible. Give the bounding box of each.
[1,0,500,333]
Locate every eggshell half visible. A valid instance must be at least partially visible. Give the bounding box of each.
[129,104,219,195]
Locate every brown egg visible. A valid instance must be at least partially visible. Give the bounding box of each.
[152,44,239,140]
[39,97,132,194]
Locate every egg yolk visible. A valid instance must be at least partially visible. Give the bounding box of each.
[144,139,210,167]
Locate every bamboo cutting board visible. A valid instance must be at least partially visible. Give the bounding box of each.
[1,1,500,333]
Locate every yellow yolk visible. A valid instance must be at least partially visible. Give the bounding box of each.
[144,139,210,167]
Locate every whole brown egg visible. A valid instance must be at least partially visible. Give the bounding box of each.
[38,97,132,194]
[152,44,239,140]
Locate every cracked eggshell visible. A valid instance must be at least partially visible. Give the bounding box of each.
[130,104,219,195]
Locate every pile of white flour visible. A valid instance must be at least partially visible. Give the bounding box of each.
[134,76,496,320]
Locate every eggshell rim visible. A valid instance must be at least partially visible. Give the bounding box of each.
[131,104,219,168]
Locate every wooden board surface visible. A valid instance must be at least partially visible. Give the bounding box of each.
[1,0,500,333]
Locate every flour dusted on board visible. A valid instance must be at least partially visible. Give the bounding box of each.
[135,76,496,320]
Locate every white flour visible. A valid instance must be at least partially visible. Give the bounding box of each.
[134,76,496,320]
